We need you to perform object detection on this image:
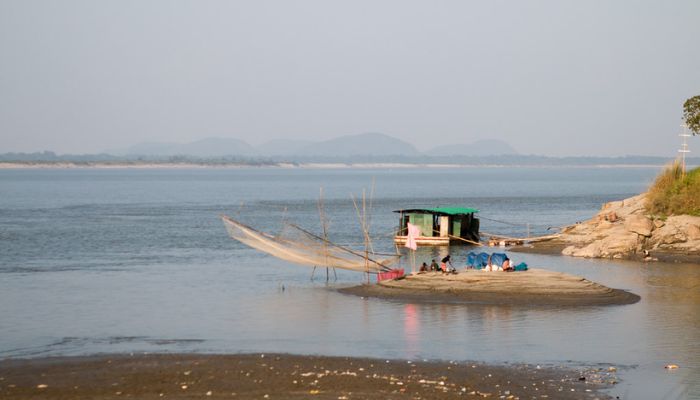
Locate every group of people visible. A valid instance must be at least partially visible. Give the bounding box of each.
[418,255,457,274]
[466,251,527,271]
[417,252,527,273]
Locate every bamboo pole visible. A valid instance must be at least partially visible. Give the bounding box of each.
[480,231,561,242]
[352,189,374,283]
[363,190,369,284]
[429,228,483,246]
[366,179,376,255]
[448,234,483,246]
[317,186,336,282]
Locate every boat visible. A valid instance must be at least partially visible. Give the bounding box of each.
[393,207,480,246]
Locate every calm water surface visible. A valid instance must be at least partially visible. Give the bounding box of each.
[0,167,698,399]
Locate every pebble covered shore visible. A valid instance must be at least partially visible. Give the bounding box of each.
[0,353,618,399]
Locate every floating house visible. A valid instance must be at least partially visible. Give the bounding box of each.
[394,207,480,246]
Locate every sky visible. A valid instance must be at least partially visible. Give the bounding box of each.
[1,0,699,157]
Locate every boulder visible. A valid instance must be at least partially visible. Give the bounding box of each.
[609,234,639,252]
[663,233,687,245]
[652,215,700,245]
[687,224,700,241]
[561,245,577,256]
[564,241,603,258]
[617,194,646,217]
[625,214,653,237]
[597,212,619,223]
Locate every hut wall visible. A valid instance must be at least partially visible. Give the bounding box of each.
[452,220,462,236]
[465,218,480,241]
[408,213,433,237]
[439,216,449,237]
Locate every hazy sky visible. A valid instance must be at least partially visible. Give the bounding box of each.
[1,1,699,156]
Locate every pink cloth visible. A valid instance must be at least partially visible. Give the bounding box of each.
[405,223,420,250]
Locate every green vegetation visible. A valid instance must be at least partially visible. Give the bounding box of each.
[646,162,700,217]
[684,95,700,135]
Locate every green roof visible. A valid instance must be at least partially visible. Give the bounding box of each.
[426,206,479,215]
[394,206,479,215]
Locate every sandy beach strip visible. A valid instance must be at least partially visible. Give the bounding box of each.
[0,353,616,399]
[339,269,640,306]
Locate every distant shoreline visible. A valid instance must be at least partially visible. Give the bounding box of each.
[0,161,682,170]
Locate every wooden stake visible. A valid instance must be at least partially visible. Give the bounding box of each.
[317,186,336,282]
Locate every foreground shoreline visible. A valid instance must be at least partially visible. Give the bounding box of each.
[0,353,615,399]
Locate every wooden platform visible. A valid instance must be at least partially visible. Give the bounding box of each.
[394,235,450,246]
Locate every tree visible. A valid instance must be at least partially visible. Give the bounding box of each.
[683,95,700,135]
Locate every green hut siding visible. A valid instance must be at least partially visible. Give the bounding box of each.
[408,213,434,237]
[452,220,461,236]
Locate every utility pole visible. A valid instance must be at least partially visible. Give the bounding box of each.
[679,123,691,178]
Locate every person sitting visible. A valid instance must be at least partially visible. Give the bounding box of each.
[502,257,514,272]
[429,259,440,271]
[483,254,502,272]
[441,255,456,273]
[419,262,429,272]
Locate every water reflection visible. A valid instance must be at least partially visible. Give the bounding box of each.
[402,304,419,358]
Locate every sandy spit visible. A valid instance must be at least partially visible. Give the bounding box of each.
[339,269,640,306]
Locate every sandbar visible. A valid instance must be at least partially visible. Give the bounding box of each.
[339,269,640,306]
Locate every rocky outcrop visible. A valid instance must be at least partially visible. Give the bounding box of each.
[556,193,700,260]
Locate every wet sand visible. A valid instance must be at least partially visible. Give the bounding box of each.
[0,353,616,399]
[340,269,640,306]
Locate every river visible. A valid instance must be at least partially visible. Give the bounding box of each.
[0,167,697,399]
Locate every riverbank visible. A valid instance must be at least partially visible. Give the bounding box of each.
[517,193,700,263]
[0,353,616,399]
[339,269,640,306]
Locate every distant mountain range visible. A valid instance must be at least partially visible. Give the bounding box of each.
[109,133,518,158]
[4,133,697,166]
[3,151,698,167]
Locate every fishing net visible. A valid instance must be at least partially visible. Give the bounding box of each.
[221,215,399,273]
